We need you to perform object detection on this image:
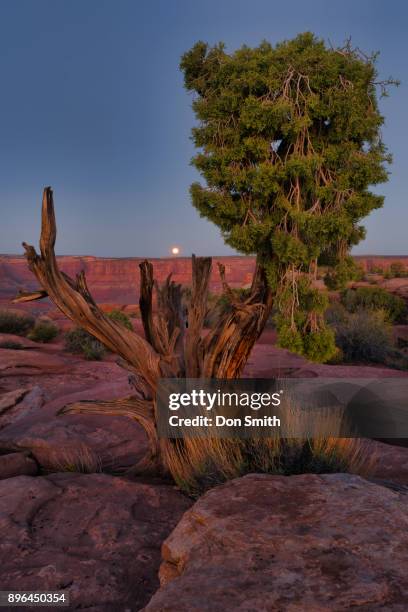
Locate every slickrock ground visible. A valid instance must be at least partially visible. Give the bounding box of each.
[0,473,192,611]
[2,320,408,610]
[0,336,148,472]
[144,473,408,611]
[2,328,408,477]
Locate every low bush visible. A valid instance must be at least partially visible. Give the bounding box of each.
[324,301,349,327]
[64,327,106,360]
[340,286,406,323]
[323,257,363,290]
[107,309,133,330]
[389,262,408,278]
[332,310,394,364]
[0,310,35,336]
[28,320,59,343]
[82,340,106,361]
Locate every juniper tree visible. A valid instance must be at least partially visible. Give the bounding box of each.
[181,32,397,361]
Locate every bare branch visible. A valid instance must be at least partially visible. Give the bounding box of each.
[139,262,185,373]
[12,289,48,303]
[22,187,164,391]
[217,262,238,304]
[203,256,273,378]
[59,395,161,473]
[139,260,161,351]
[185,254,212,377]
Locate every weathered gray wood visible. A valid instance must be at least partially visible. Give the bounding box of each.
[18,187,274,472]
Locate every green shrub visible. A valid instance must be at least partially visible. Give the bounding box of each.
[324,257,362,290]
[332,310,394,363]
[28,320,59,343]
[64,328,106,360]
[325,301,349,327]
[107,309,133,330]
[340,286,406,323]
[82,340,106,361]
[389,262,407,278]
[0,310,35,336]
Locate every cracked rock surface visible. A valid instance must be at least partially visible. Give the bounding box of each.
[0,473,191,611]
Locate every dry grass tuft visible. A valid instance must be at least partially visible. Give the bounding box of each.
[163,394,376,497]
[50,444,102,474]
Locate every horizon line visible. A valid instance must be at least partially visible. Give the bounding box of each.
[2,253,408,260]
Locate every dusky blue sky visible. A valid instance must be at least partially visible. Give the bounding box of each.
[1,0,407,257]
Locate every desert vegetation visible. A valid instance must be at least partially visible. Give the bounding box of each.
[0,309,58,343]
[0,310,35,336]
[13,33,397,481]
[64,327,107,360]
[27,319,59,343]
[340,286,406,323]
[329,308,394,364]
[64,309,133,359]
[323,286,408,367]
[165,397,372,496]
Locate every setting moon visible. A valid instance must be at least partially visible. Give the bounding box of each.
[171,246,180,255]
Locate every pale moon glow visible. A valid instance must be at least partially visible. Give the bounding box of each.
[171,246,180,255]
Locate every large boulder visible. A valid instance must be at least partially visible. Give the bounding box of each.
[0,473,191,611]
[145,473,408,611]
[369,439,408,487]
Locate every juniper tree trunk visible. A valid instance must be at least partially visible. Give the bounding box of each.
[202,260,273,378]
[15,187,274,474]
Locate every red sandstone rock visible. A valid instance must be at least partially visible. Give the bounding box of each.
[368,439,408,486]
[0,333,39,349]
[0,255,257,305]
[243,339,408,379]
[0,451,38,479]
[0,473,191,610]
[0,388,30,414]
[354,255,408,273]
[4,410,149,473]
[0,336,151,472]
[0,376,148,472]
[0,386,45,430]
[144,473,408,611]
[2,254,408,305]
[0,348,67,376]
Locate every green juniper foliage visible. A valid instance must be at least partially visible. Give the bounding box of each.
[181,33,396,361]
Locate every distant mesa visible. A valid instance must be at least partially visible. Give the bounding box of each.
[1,254,408,306]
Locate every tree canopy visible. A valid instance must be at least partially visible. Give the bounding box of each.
[180,32,396,361]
